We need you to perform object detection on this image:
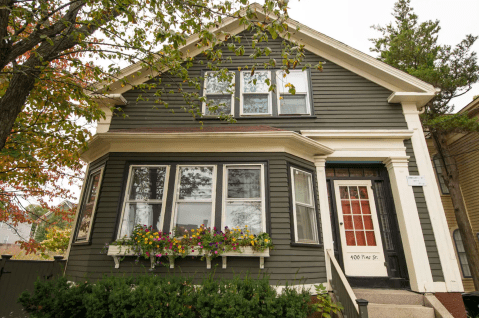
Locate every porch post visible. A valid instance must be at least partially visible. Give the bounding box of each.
[402,102,464,292]
[383,156,435,292]
[314,155,334,289]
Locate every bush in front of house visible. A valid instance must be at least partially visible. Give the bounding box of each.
[19,274,313,318]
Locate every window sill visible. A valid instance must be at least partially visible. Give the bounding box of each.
[197,115,317,120]
[107,245,270,269]
[72,241,91,246]
[290,242,323,248]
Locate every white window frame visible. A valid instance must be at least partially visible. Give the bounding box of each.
[117,165,170,239]
[170,165,217,234]
[74,166,104,243]
[222,164,267,233]
[239,71,273,116]
[290,167,319,244]
[202,71,235,116]
[276,70,311,115]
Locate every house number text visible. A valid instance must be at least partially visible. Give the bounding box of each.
[350,254,378,261]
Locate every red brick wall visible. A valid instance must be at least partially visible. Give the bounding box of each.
[435,292,467,318]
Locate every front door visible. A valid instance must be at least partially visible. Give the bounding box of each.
[334,180,388,277]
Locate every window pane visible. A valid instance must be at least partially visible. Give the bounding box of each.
[205,96,232,115]
[175,202,212,235]
[280,94,308,114]
[225,202,262,235]
[76,172,101,240]
[277,71,308,92]
[119,203,162,237]
[205,73,232,94]
[243,94,269,114]
[296,205,318,243]
[227,169,261,198]
[243,71,269,93]
[179,167,213,200]
[293,170,312,205]
[129,167,167,200]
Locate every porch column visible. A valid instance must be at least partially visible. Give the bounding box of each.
[402,102,464,292]
[384,156,435,293]
[314,155,334,289]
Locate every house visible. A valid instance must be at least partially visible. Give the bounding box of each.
[64,4,467,317]
[428,97,479,292]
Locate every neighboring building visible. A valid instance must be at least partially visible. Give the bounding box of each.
[0,221,32,246]
[64,4,467,317]
[428,97,479,292]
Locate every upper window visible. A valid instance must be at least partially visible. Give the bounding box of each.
[118,166,170,238]
[203,72,235,116]
[290,167,319,244]
[171,165,216,235]
[276,70,311,115]
[240,71,272,116]
[74,167,104,242]
[453,229,472,278]
[223,164,266,235]
[433,155,450,194]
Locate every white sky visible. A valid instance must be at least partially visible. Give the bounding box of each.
[286,0,479,111]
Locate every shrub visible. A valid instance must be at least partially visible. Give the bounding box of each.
[19,274,313,318]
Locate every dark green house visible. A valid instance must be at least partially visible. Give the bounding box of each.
[64,4,466,317]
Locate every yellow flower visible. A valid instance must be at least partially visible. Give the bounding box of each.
[249,235,254,239]
[265,239,269,243]
[251,241,255,246]
[191,229,195,232]
[149,242,152,245]
[245,225,248,228]
[156,245,159,248]
[183,235,187,238]
[232,238,236,242]
[192,235,196,238]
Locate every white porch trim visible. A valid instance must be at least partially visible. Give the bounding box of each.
[401,102,464,292]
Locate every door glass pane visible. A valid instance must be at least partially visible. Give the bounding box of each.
[293,170,312,204]
[346,231,356,246]
[280,95,307,114]
[366,231,377,246]
[295,205,317,242]
[129,167,167,200]
[179,167,213,200]
[363,215,373,230]
[205,96,232,115]
[227,169,260,198]
[356,231,366,246]
[351,200,361,214]
[243,94,269,114]
[341,201,351,214]
[339,186,349,199]
[243,71,269,93]
[175,202,212,234]
[225,202,262,235]
[358,186,368,199]
[353,215,364,230]
[349,186,359,199]
[344,215,353,230]
[361,201,371,214]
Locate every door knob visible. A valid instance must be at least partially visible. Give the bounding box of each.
[339,222,343,226]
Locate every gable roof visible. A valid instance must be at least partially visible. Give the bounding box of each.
[94,3,437,108]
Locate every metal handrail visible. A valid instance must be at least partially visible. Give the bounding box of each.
[327,249,369,318]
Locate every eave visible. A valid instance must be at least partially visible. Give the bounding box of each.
[80,131,334,163]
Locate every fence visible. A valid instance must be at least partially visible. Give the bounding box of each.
[0,254,66,318]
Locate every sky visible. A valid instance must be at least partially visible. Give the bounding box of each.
[286,0,479,111]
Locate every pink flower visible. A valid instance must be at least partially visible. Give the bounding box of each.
[233,247,236,250]
[198,243,201,245]
[214,251,218,254]
[192,250,195,252]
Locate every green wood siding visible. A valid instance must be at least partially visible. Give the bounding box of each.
[65,152,327,285]
[109,31,407,131]
[404,140,445,282]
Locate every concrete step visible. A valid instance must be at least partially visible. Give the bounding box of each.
[368,303,435,318]
[353,288,424,306]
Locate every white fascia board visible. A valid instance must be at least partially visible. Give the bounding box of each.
[301,130,414,139]
[91,94,128,106]
[388,92,437,108]
[94,3,437,96]
[80,131,334,163]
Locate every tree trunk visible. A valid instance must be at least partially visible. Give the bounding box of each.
[433,131,479,290]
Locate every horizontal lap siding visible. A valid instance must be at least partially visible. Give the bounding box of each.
[109,31,406,131]
[65,152,326,285]
[405,140,445,282]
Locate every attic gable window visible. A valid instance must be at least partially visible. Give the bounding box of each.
[276,70,311,115]
[203,72,235,116]
[240,71,272,116]
[118,166,170,238]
